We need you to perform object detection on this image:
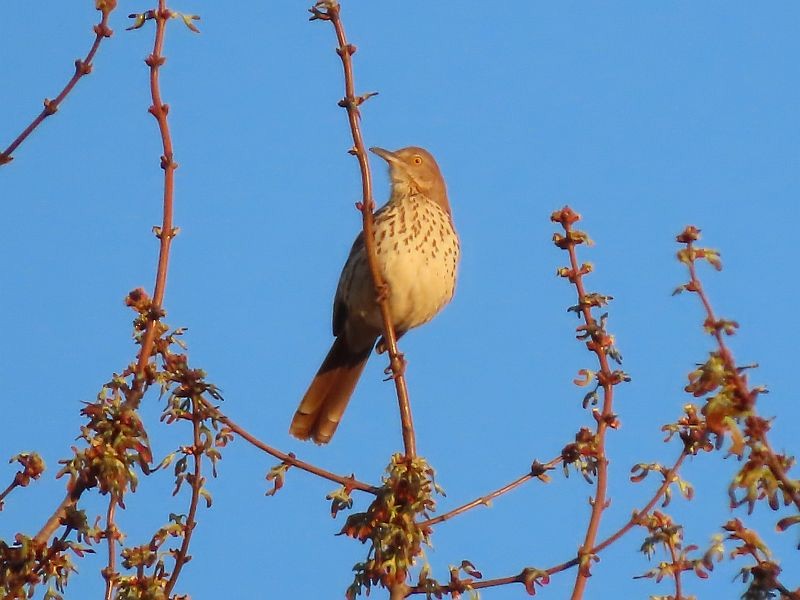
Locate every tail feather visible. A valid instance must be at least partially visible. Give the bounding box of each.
[290,336,372,444]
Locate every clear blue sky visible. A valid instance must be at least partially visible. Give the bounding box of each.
[2,2,799,598]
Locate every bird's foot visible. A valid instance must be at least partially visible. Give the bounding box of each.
[383,352,407,381]
[375,282,391,303]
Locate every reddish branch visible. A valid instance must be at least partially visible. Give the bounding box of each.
[165,398,203,596]
[311,0,417,459]
[102,499,118,600]
[0,481,17,508]
[407,449,690,597]
[211,405,377,493]
[552,207,620,600]
[419,458,561,528]
[0,9,114,166]
[34,0,179,547]
[681,236,800,511]
[129,1,179,409]
[667,541,684,600]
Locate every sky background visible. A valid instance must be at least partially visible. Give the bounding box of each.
[2,2,799,598]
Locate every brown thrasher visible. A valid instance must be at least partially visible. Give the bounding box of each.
[290,146,460,444]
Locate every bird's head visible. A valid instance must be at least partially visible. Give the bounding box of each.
[370,146,450,214]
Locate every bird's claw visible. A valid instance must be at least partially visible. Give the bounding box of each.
[383,353,407,381]
[375,282,391,304]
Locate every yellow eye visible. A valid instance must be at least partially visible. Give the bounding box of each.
[413,156,423,165]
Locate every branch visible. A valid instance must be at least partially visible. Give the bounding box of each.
[33,0,181,546]
[419,458,560,528]
[128,2,179,410]
[677,227,800,511]
[164,396,203,596]
[210,404,378,494]
[407,449,690,597]
[552,207,625,600]
[0,7,114,166]
[102,499,118,600]
[0,452,45,511]
[311,0,417,459]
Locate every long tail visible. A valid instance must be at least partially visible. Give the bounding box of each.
[290,336,372,444]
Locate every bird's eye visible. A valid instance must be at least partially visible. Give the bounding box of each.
[413,156,423,165]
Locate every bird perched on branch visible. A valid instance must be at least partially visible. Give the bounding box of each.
[290,146,460,444]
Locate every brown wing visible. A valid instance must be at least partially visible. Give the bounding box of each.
[332,231,365,337]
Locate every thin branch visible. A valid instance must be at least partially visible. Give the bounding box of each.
[0,481,18,509]
[210,404,378,494]
[312,0,417,459]
[102,499,118,600]
[682,238,800,511]
[164,396,203,597]
[1,9,114,166]
[552,208,621,600]
[409,446,691,596]
[546,449,690,577]
[668,541,684,600]
[34,480,86,544]
[33,0,179,547]
[419,458,561,528]
[128,1,179,410]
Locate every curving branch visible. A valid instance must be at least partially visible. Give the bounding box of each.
[1,7,114,167]
[210,404,378,493]
[128,1,179,410]
[310,0,417,459]
[33,0,181,547]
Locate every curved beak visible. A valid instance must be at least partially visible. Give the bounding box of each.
[369,146,399,164]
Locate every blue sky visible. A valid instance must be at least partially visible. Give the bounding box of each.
[2,2,799,598]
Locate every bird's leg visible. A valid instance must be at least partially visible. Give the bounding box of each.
[376,329,406,354]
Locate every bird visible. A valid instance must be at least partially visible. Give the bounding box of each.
[290,146,460,444]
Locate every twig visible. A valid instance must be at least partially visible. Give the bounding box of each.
[0,8,114,166]
[681,234,800,511]
[667,541,684,600]
[102,499,118,600]
[164,396,203,596]
[128,0,179,410]
[552,208,621,600]
[311,0,417,459]
[34,481,86,544]
[419,458,561,527]
[546,450,690,577]
[0,481,17,508]
[210,404,378,493]
[33,0,179,547]
[407,449,690,597]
